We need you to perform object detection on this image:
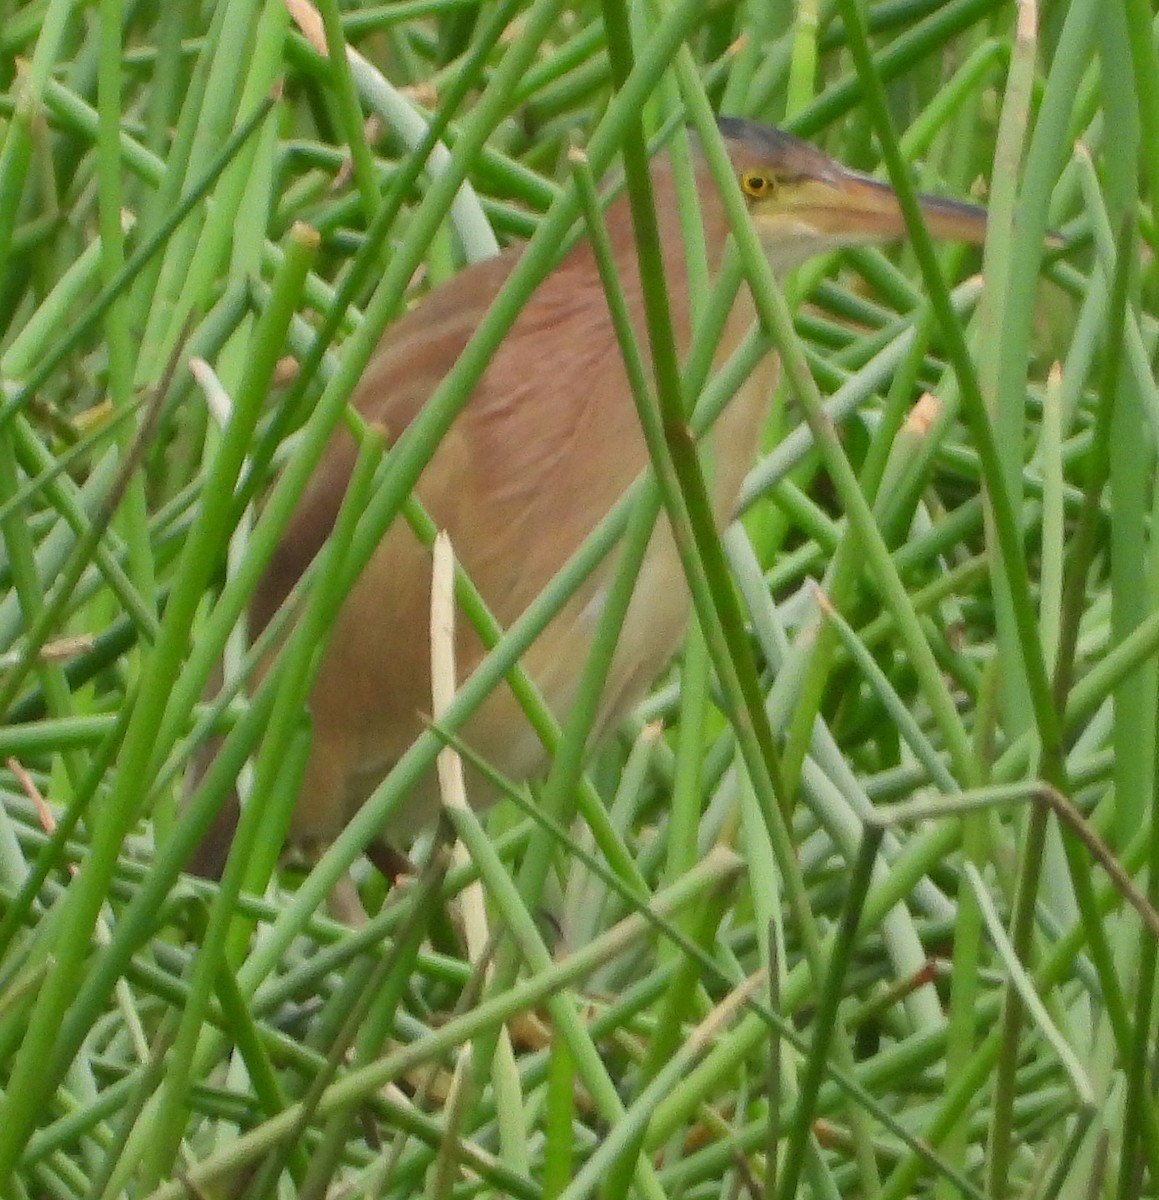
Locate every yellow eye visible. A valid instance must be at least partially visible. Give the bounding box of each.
[741,170,775,198]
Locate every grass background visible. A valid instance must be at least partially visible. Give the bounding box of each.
[0,0,1155,1197]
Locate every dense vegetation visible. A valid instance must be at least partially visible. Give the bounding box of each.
[0,0,1153,1197]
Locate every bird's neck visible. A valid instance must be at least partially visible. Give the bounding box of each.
[597,156,737,362]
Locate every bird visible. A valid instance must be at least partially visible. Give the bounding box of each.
[188,117,989,878]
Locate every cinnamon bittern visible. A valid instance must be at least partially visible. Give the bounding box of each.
[189,118,988,877]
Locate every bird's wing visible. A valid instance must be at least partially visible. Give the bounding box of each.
[252,248,521,634]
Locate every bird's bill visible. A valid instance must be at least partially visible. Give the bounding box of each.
[807,167,991,246]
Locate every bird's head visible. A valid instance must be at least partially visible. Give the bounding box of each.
[716,116,990,272]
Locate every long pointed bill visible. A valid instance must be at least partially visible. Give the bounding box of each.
[808,167,990,246]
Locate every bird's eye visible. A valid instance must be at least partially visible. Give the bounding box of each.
[741,171,774,198]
